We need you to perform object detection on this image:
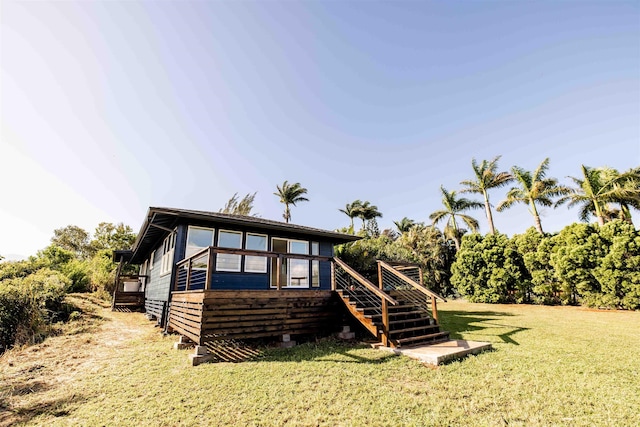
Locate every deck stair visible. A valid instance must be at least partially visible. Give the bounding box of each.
[333,258,448,348]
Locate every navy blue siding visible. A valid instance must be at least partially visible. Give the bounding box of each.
[211,272,269,290]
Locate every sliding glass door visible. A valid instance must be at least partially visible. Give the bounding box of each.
[270,238,309,288]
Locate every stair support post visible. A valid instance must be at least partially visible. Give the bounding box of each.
[378,262,389,347]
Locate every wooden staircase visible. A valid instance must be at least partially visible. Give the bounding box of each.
[333,258,448,348]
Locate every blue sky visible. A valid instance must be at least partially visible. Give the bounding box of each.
[2,1,639,258]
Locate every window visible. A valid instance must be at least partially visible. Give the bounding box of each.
[216,230,242,271]
[288,239,309,287]
[186,226,215,258]
[186,226,215,269]
[311,242,320,288]
[160,232,176,276]
[245,233,267,273]
[149,251,155,270]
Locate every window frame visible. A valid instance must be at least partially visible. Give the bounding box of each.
[160,231,176,276]
[216,229,243,272]
[185,226,215,269]
[244,233,268,273]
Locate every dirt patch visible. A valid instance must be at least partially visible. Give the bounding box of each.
[0,294,156,426]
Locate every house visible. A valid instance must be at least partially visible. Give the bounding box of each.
[112,207,448,363]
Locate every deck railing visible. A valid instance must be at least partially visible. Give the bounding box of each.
[333,257,397,345]
[377,260,446,323]
[173,246,333,291]
[111,274,147,310]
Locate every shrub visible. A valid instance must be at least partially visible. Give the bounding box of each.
[0,268,69,352]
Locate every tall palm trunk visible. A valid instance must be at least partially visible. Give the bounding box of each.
[450,217,461,251]
[483,190,496,234]
[530,200,544,234]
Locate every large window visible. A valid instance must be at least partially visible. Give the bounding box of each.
[160,232,176,276]
[245,233,267,273]
[186,226,215,269]
[216,230,242,272]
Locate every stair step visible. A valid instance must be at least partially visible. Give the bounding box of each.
[388,317,431,326]
[396,331,450,345]
[389,324,440,335]
[388,310,426,318]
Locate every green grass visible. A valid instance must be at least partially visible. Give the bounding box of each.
[2,299,639,426]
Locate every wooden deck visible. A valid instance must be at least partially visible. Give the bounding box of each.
[168,290,340,345]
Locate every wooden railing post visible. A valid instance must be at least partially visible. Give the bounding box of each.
[330,260,336,291]
[276,255,283,291]
[378,261,389,347]
[431,298,439,324]
[205,247,214,290]
[185,259,192,291]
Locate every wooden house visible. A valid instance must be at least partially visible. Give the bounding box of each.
[112,207,448,358]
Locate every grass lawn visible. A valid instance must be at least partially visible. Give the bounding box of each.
[1,296,639,426]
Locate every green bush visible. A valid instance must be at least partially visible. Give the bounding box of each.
[451,233,528,303]
[0,268,69,352]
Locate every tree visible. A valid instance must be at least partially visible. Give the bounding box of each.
[497,158,571,234]
[339,200,363,233]
[394,217,416,234]
[557,165,640,226]
[91,222,136,252]
[450,233,527,303]
[460,156,513,234]
[51,225,91,259]
[274,181,309,223]
[429,186,483,251]
[357,201,382,229]
[220,192,258,216]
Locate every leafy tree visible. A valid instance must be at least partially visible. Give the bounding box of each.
[339,200,363,233]
[513,228,558,304]
[335,235,413,282]
[557,165,640,226]
[549,222,606,305]
[91,222,137,252]
[274,181,309,223]
[460,156,513,234]
[429,186,483,251]
[592,220,640,309]
[397,225,455,295]
[497,158,571,234]
[220,192,258,216]
[51,225,91,259]
[394,217,416,234]
[451,233,527,303]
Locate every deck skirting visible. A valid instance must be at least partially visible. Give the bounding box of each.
[168,290,340,344]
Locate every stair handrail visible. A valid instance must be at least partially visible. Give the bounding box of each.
[334,258,398,306]
[377,260,447,302]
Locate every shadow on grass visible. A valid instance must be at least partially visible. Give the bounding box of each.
[260,340,397,365]
[0,383,86,427]
[439,310,529,346]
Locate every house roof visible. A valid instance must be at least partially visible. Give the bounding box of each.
[129,206,360,264]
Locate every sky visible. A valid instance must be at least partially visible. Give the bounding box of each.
[1,1,639,260]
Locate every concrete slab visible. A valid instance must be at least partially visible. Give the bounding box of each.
[380,340,492,365]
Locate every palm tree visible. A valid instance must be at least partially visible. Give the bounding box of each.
[429,186,483,251]
[339,200,363,233]
[393,217,416,234]
[557,166,640,226]
[496,158,571,234]
[274,181,309,223]
[460,156,513,234]
[357,201,382,229]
